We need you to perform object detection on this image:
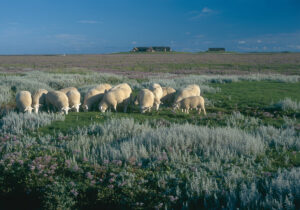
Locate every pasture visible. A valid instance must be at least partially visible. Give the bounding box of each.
[0,53,299,209]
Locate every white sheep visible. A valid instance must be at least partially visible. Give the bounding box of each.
[32,89,48,113]
[110,83,131,91]
[99,84,132,112]
[45,91,70,115]
[173,96,206,115]
[134,89,155,113]
[174,84,201,104]
[161,87,176,105]
[149,83,163,110]
[16,91,33,114]
[59,87,78,94]
[82,84,112,111]
[66,89,81,112]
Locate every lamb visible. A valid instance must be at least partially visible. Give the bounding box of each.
[174,84,200,104]
[99,85,132,112]
[161,87,176,105]
[16,91,33,113]
[173,96,206,115]
[45,91,70,115]
[134,89,155,113]
[82,84,112,111]
[32,89,48,113]
[59,87,78,94]
[149,83,163,110]
[66,89,81,112]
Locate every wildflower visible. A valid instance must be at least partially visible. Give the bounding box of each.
[30,166,35,171]
[86,172,93,180]
[103,159,109,164]
[90,180,96,186]
[169,195,178,202]
[70,181,76,187]
[109,178,115,183]
[71,189,78,197]
[108,185,114,189]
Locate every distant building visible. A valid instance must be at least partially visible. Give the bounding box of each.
[132,46,171,52]
[208,48,225,52]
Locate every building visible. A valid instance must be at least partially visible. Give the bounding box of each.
[132,46,171,52]
[207,48,226,52]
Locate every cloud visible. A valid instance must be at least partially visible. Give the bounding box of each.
[185,32,191,35]
[189,7,217,20]
[131,41,137,45]
[257,40,262,43]
[77,20,100,24]
[238,40,246,44]
[194,34,205,39]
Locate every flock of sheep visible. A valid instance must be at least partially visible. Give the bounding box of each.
[15,83,206,115]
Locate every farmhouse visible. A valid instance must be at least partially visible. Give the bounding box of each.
[207,48,226,52]
[132,46,171,52]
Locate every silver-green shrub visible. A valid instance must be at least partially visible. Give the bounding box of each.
[0,112,65,134]
[273,98,300,111]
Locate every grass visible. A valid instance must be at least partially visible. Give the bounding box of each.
[38,80,300,135]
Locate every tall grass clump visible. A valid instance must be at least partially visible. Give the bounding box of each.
[0,112,65,134]
[0,85,13,105]
[273,98,300,111]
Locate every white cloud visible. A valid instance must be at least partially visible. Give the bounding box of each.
[257,40,262,43]
[238,40,246,44]
[77,20,100,24]
[131,41,137,45]
[189,7,216,20]
[202,7,213,13]
[185,32,191,35]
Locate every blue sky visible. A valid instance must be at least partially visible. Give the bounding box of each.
[0,0,300,54]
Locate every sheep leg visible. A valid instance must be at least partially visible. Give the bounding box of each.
[200,103,206,115]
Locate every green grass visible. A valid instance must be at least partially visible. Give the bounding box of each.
[39,81,300,135]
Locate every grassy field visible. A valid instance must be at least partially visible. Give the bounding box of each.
[0,54,299,209]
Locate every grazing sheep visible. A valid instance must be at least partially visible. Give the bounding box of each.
[82,84,112,111]
[32,89,48,113]
[59,87,78,94]
[99,85,132,112]
[135,89,155,113]
[16,91,33,114]
[174,84,201,104]
[66,89,81,112]
[45,91,70,115]
[161,87,176,105]
[149,83,163,110]
[173,96,206,115]
[110,83,131,91]
[94,83,112,91]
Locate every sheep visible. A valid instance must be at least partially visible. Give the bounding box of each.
[161,87,176,105]
[99,85,132,113]
[174,84,201,104]
[110,83,131,91]
[134,89,155,113]
[66,89,81,112]
[94,83,112,91]
[32,89,48,113]
[45,91,70,115]
[59,87,78,94]
[149,83,163,110]
[82,84,112,111]
[16,91,33,113]
[173,96,206,115]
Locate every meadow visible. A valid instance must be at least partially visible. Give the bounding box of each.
[0,53,299,209]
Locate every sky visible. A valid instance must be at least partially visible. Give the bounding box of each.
[0,0,300,54]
